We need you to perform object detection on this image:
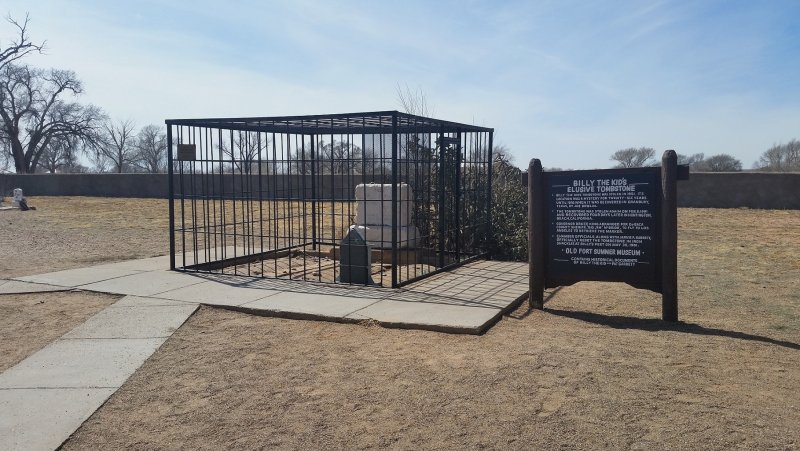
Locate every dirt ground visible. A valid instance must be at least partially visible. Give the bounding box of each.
[0,197,169,278]
[0,291,117,372]
[2,198,799,449]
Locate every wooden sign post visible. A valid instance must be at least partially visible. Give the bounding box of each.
[527,150,687,321]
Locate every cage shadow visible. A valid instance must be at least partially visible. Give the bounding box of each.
[543,308,800,351]
[190,259,528,310]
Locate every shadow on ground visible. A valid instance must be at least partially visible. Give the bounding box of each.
[541,307,800,351]
[191,260,528,309]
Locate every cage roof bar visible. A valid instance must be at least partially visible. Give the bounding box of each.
[165,110,493,133]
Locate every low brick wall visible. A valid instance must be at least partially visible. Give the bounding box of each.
[1,172,798,209]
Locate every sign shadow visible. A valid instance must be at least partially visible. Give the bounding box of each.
[543,308,800,351]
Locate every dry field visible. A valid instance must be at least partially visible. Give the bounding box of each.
[2,198,799,449]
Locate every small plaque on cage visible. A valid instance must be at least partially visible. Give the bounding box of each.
[177,144,196,161]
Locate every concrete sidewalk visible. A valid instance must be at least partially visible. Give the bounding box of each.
[0,255,527,450]
[0,296,197,451]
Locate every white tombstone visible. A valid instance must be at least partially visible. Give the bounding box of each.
[12,188,23,207]
[350,183,419,249]
[354,183,413,226]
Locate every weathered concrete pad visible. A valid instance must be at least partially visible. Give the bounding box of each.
[239,292,380,319]
[0,338,167,389]
[15,265,146,288]
[153,279,279,306]
[0,387,116,451]
[78,270,203,296]
[0,280,71,295]
[62,304,198,339]
[110,295,192,308]
[396,260,528,309]
[347,300,504,334]
[91,255,171,272]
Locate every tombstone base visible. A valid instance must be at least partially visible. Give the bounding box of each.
[349,224,420,249]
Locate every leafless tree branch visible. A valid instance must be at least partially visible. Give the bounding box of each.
[95,118,136,173]
[1,64,104,173]
[0,14,46,72]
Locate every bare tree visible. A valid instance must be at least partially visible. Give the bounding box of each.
[88,150,111,173]
[0,64,104,173]
[396,83,434,117]
[677,153,705,167]
[610,147,656,168]
[95,119,137,173]
[39,134,79,173]
[312,139,362,174]
[491,144,513,165]
[754,139,800,172]
[133,124,167,173]
[694,154,742,172]
[218,130,270,173]
[0,137,10,173]
[0,14,45,72]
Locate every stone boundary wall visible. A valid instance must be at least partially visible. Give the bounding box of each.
[1,172,798,209]
[0,173,388,200]
[676,172,800,209]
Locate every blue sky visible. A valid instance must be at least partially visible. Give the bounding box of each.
[5,0,800,169]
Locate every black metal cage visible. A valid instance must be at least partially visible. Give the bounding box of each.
[166,111,493,288]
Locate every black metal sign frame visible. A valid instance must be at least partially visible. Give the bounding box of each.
[527,151,687,321]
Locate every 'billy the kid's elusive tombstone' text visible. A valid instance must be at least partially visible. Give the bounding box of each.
[546,169,658,288]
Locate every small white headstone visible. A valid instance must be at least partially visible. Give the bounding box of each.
[12,188,23,207]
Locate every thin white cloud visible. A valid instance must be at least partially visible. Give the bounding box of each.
[2,0,798,170]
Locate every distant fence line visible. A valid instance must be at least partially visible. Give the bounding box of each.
[1,172,799,209]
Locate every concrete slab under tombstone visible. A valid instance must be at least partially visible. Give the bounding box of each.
[11,253,528,334]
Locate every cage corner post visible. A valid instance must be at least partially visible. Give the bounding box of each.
[166,122,175,271]
[310,133,317,250]
[390,112,399,288]
[486,130,494,250]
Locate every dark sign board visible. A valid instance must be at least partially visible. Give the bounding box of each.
[526,151,687,321]
[545,168,659,290]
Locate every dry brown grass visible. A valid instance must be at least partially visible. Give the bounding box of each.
[3,199,799,449]
[0,291,117,372]
[0,197,169,278]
